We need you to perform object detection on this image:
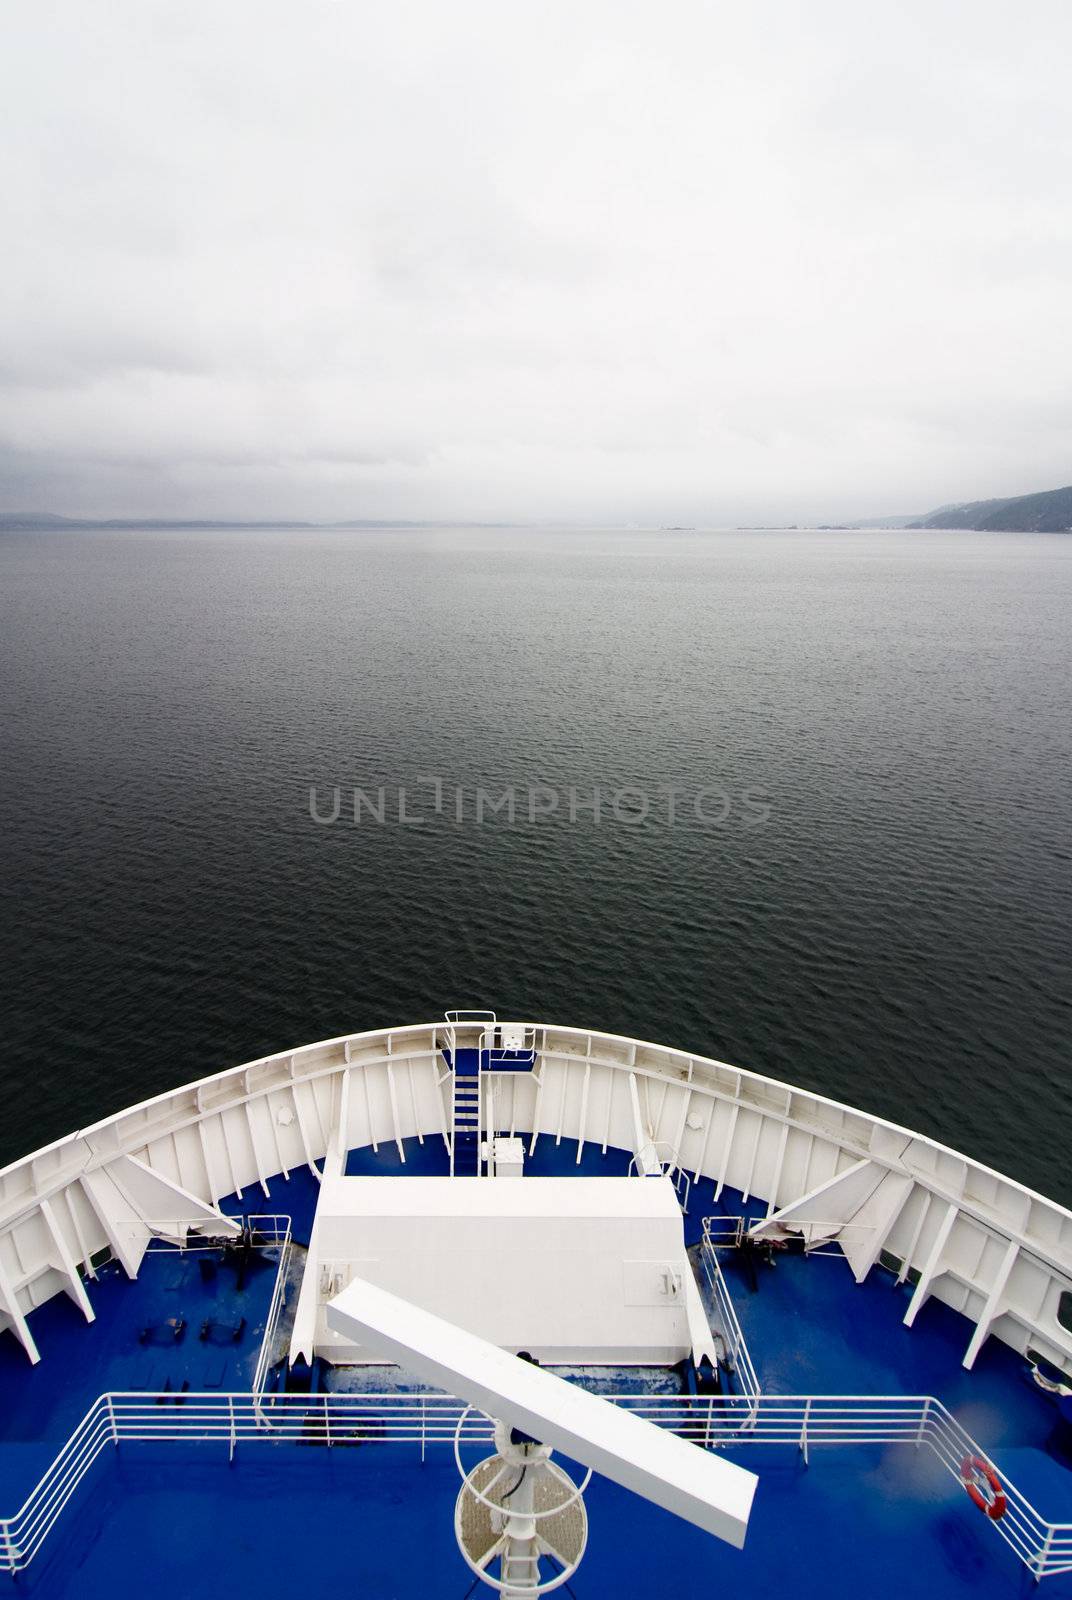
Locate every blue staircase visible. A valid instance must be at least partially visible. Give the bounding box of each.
[444,1037,537,1176]
[449,1049,483,1176]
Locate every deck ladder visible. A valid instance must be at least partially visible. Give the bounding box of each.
[443,1012,536,1177]
[451,1065,482,1176]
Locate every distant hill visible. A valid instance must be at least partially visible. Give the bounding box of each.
[910,484,1072,532]
[0,511,82,528]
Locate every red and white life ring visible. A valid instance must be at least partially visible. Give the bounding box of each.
[960,1454,1008,1521]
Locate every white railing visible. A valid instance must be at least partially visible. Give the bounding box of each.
[247,1217,293,1399]
[3,1389,1071,1579]
[142,1213,293,1402]
[698,1231,761,1403]
[627,1142,692,1213]
[479,1022,537,1067]
[0,1390,496,1572]
[702,1215,746,1249]
[443,1009,497,1061]
[443,1011,537,1071]
[145,1214,290,1257]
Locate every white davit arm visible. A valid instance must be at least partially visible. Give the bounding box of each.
[327,1275,757,1550]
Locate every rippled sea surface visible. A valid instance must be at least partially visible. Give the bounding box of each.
[0,527,1068,1198]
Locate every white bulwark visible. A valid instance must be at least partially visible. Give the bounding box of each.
[4,1015,1072,1381]
[290,1174,715,1368]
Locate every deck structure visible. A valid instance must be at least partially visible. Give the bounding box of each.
[1,1015,1072,1593]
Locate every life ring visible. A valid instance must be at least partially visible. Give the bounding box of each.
[960,1454,1007,1521]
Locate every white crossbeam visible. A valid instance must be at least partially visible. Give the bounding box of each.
[962,1237,1020,1369]
[904,1200,958,1327]
[327,1275,757,1549]
[40,1198,94,1323]
[0,1250,40,1364]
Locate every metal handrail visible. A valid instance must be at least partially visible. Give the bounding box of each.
[3,1389,1071,1578]
[249,1216,293,1399]
[698,1236,761,1404]
[443,1011,497,1074]
[144,1214,290,1252]
[478,1023,537,1065]
[628,1143,692,1213]
[141,1213,292,1403]
[0,1218,1065,1579]
[701,1216,746,1249]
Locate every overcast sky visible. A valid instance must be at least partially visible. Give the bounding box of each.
[3,1,1071,525]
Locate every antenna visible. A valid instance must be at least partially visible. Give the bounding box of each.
[454,1406,588,1596]
[328,1275,757,1597]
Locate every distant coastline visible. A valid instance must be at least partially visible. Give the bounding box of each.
[3,483,1071,534]
[0,512,515,532]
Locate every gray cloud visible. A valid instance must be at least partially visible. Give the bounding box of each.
[2,0,1071,523]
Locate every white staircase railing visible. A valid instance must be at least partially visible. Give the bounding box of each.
[444,1010,493,1176]
[444,1014,537,1174]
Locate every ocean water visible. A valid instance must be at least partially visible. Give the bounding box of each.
[0,527,1068,1201]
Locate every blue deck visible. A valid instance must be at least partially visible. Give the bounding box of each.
[8,1440,1063,1600]
[3,1137,1071,1597]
